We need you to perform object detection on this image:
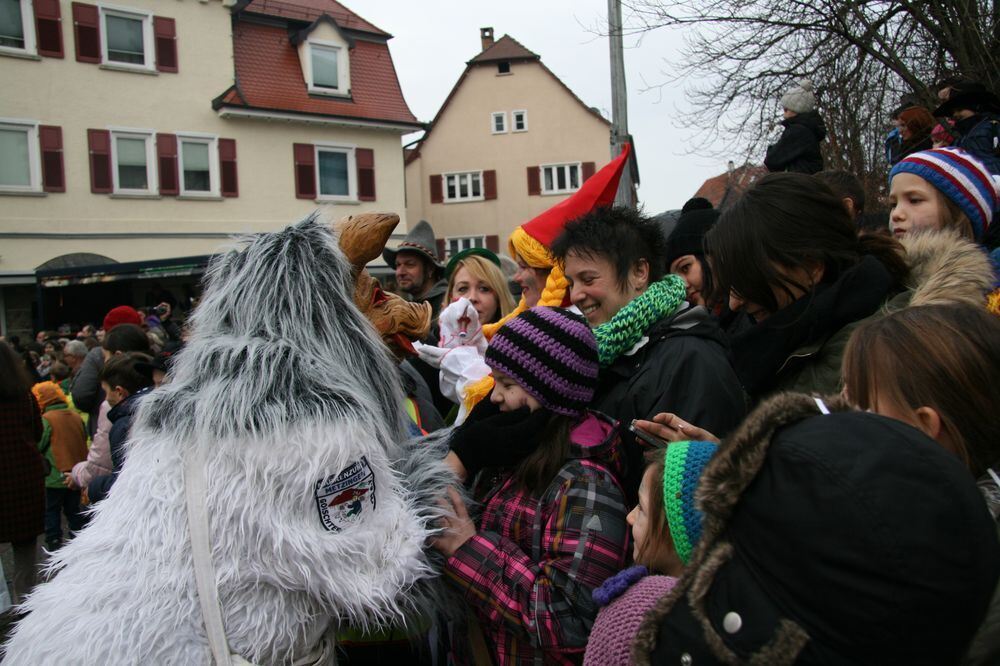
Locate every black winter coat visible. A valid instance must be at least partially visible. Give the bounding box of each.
[591,305,747,501]
[764,111,827,174]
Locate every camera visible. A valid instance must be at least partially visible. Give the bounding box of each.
[155,304,169,316]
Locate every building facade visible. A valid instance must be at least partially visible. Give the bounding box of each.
[404,28,612,258]
[0,0,420,337]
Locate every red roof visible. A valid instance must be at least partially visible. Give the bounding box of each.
[468,35,539,64]
[219,20,419,127]
[242,0,389,37]
[694,165,767,209]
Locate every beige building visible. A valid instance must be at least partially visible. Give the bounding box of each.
[0,0,420,338]
[405,28,613,258]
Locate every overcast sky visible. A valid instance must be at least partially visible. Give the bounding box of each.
[356,0,729,215]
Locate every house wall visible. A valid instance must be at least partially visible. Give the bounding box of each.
[0,0,411,276]
[405,59,610,252]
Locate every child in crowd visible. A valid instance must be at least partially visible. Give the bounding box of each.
[32,381,89,551]
[888,147,997,243]
[584,440,717,666]
[435,307,629,665]
[87,353,154,504]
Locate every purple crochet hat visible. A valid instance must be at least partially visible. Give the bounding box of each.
[485,306,599,416]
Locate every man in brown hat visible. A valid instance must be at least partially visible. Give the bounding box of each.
[382,220,448,318]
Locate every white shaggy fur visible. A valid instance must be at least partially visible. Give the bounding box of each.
[4,217,455,664]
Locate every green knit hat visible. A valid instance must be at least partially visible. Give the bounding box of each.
[663,440,718,565]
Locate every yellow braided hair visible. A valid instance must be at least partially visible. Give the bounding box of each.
[988,288,1000,317]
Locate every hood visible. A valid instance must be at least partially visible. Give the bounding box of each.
[568,410,623,477]
[784,110,827,140]
[900,230,995,308]
[648,304,730,348]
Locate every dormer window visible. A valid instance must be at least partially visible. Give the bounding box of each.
[310,43,340,91]
[295,17,353,98]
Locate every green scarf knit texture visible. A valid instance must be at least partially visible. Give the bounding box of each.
[593,274,687,366]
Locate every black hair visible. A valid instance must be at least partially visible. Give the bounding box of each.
[813,170,866,216]
[103,323,151,354]
[705,173,908,313]
[550,206,667,288]
[0,342,32,400]
[100,352,153,395]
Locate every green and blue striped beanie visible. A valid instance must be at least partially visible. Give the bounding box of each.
[663,440,718,565]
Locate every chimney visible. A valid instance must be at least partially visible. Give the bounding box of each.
[480,27,494,52]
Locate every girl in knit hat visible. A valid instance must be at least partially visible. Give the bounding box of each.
[434,306,630,665]
[584,440,717,666]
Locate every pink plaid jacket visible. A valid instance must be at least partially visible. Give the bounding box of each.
[446,411,630,665]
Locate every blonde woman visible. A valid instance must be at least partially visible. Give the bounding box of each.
[441,249,516,325]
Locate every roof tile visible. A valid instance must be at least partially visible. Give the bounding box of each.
[243,0,388,36]
[468,34,539,64]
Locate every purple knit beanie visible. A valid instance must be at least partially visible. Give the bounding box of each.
[484,306,599,417]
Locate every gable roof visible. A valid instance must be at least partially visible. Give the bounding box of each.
[467,34,539,64]
[240,0,389,37]
[215,17,420,128]
[694,164,767,209]
[408,33,608,162]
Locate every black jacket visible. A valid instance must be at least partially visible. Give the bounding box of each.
[591,305,747,500]
[764,111,827,174]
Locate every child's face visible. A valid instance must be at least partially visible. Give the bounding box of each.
[627,466,683,575]
[889,173,945,238]
[490,369,541,413]
[102,381,126,408]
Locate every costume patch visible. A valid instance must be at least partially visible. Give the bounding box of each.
[314,457,376,532]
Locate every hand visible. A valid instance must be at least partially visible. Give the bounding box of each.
[62,472,78,489]
[437,298,485,351]
[80,486,90,506]
[413,341,449,369]
[632,413,720,444]
[445,451,469,483]
[449,403,550,478]
[432,487,476,557]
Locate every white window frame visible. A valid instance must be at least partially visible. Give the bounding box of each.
[443,170,484,203]
[540,162,582,196]
[0,0,36,57]
[306,39,349,97]
[314,143,357,202]
[109,127,157,195]
[446,235,487,259]
[512,110,528,132]
[177,133,220,198]
[0,117,41,194]
[99,4,155,72]
[491,111,507,135]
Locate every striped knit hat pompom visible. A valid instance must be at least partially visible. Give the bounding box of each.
[484,306,599,417]
[662,440,718,565]
[889,147,999,241]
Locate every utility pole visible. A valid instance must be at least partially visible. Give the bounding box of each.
[608,0,636,208]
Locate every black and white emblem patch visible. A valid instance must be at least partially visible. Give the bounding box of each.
[314,456,377,532]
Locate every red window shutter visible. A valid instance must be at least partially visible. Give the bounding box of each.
[526,166,540,196]
[72,3,100,63]
[485,235,499,253]
[429,174,443,204]
[39,125,64,192]
[156,133,178,195]
[219,139,238,197]
[483,169,497,200]
[34,0,63,58]
[153,16,177,73]
[87,129,112,193]
[293,143,316,199]
[581,162,596,182]
[436,239,446,260]
[356,148,375,201]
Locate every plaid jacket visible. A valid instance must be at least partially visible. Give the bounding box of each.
[446,411,629,665]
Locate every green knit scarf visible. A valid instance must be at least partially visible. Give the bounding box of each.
[594,274,687,366]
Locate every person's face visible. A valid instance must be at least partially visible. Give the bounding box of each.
[669,254,705,306]
[36,331,46,344]
[627,466,683,575]
[43,342,55,356]
[489,369,541,412]
[64,353,84,372]
[394,252,429,295]
[450,265,499,324]
[152,369,166,388]
[782,108,796,119]
[101,380,126,408]
[727,263,821,323]
[513,254,549,308]
[564,249,647,327]
[889,173,945,239]
[899,122,913,141]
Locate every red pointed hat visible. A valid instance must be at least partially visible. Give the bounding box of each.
[519,143,631,249]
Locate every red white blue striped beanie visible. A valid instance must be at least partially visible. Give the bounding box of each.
[889,148,998,241]
[484,306,599,417]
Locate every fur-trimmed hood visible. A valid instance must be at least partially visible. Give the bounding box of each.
[631,392,999,666]
[898,230,995,308]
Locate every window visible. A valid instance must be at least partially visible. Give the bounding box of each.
[497,61,510,74]
[310,43,339,90]
[444,171,483,203]
[0,119,39,192]
[110,129,156,194]
[178,135,219,196]
[306,40,349,96]
[315,145,356,201]
[541,163,581,195]
[447,236,486,258]
[100,5,153,70]
[513,110,528,132]
[0,0,35,55]
[491,112,507,134]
